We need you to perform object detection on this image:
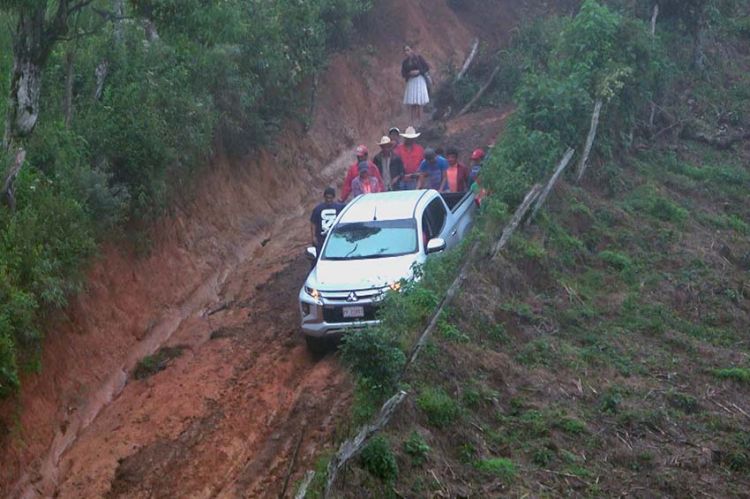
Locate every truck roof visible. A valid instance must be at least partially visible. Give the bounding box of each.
[339,190,433,223]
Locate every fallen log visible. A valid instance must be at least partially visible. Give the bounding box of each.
[294,471,315,499]
[324,391,407,498]
[576,99,603,183]
[490,184,543,259]
[680,127,750,150]
[527,148,575,225]
[455,38,479,82]
[457,64,501,117]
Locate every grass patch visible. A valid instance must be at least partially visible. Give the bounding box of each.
[712,367,750,384]
[474,457,517,481]
[597,249,632,272]
[417,387,460,428]
[621,185,688,225]
[133,346,185,380]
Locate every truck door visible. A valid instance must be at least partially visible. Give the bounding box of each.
[424,197,452,248]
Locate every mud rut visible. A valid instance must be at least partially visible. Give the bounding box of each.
[48,219,353,498]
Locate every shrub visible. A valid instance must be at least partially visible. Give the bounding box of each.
[360,435,398,482]
[403,431,431,466]
[340,327,405,396]
[598,250,633,271]
[417,387,460,428]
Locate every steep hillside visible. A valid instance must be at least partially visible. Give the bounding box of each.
[328,1,750,496]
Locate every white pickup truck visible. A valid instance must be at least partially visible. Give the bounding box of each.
[299,189,475,351]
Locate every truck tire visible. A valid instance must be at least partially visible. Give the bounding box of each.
[305,335,329,355]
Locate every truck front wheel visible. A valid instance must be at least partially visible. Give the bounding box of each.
[305,335,329,355]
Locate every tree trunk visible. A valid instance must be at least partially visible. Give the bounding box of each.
[2,1,84,210]
[575,99,603,183]
[93,60,109,101]
[528,148,575,225]
[64,48,75,128]
[2,8,47,209]
[113,0,125,44]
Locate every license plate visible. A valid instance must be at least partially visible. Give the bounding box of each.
[342,306,365,319]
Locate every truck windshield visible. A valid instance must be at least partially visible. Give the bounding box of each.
[322,219,418,260]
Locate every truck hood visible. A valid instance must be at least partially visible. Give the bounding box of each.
[309,254,419,291]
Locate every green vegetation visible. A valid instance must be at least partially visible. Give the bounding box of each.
[132,346,185,380]
[338,0,750,495]
[417,387,460,428]
[360,435,398,482]
[403,431,430,466]
[474,457,517,481]
[713,368,750,384]
[0,0,371,396]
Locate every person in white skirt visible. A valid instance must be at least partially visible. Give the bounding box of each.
[401,45,431,124]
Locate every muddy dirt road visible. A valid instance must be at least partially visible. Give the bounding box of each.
[51,227,353,498]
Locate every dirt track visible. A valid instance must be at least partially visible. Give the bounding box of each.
[57,250,353,498]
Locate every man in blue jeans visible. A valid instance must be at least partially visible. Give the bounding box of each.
[417,147,448,191]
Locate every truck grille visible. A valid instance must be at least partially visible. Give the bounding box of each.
[323,304,379,324]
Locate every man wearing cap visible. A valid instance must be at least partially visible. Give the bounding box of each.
[310,187,346,262]
[394,126,424,190]
[417,148,449,191]
[373,136,405,190]
[340,144,384,202]
[468,148,485,187]
[351,161,382,197]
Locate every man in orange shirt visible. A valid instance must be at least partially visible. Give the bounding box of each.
[394,126,424,190]
[445,146,470,192]
[340,144,383,202]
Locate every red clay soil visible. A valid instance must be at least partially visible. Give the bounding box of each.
[0,1,521,497]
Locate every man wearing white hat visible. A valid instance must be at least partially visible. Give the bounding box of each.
[373,136,405,190]
[394,126,424,190]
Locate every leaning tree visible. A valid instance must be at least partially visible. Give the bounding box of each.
[1,0,95,210]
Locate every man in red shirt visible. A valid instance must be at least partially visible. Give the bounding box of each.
[394,126,424,190]
[340,144,383,202]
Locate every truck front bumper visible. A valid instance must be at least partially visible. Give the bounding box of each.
[299,288,382,338]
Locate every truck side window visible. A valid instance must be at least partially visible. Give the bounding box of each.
[425,198,447,237]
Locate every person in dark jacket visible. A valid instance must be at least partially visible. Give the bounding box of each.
[401,45,430,124]
[373,136,406,190]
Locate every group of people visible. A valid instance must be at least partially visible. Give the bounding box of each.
[310,124,488,256]
[338,125,485,202]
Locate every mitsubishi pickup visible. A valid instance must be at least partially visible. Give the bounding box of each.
[299,189,475,352]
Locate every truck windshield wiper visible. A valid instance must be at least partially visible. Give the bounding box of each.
[344,243,359,258]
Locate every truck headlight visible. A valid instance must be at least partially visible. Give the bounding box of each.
[304,286,320,300]
[388,281,402,292]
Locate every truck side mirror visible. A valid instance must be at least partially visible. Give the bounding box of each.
[426,238,446,254]
[306,247,318,260]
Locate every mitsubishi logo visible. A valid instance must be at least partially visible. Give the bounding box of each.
[346,292,359,302]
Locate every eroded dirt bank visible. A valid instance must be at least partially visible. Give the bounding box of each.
[0,1,495,497]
